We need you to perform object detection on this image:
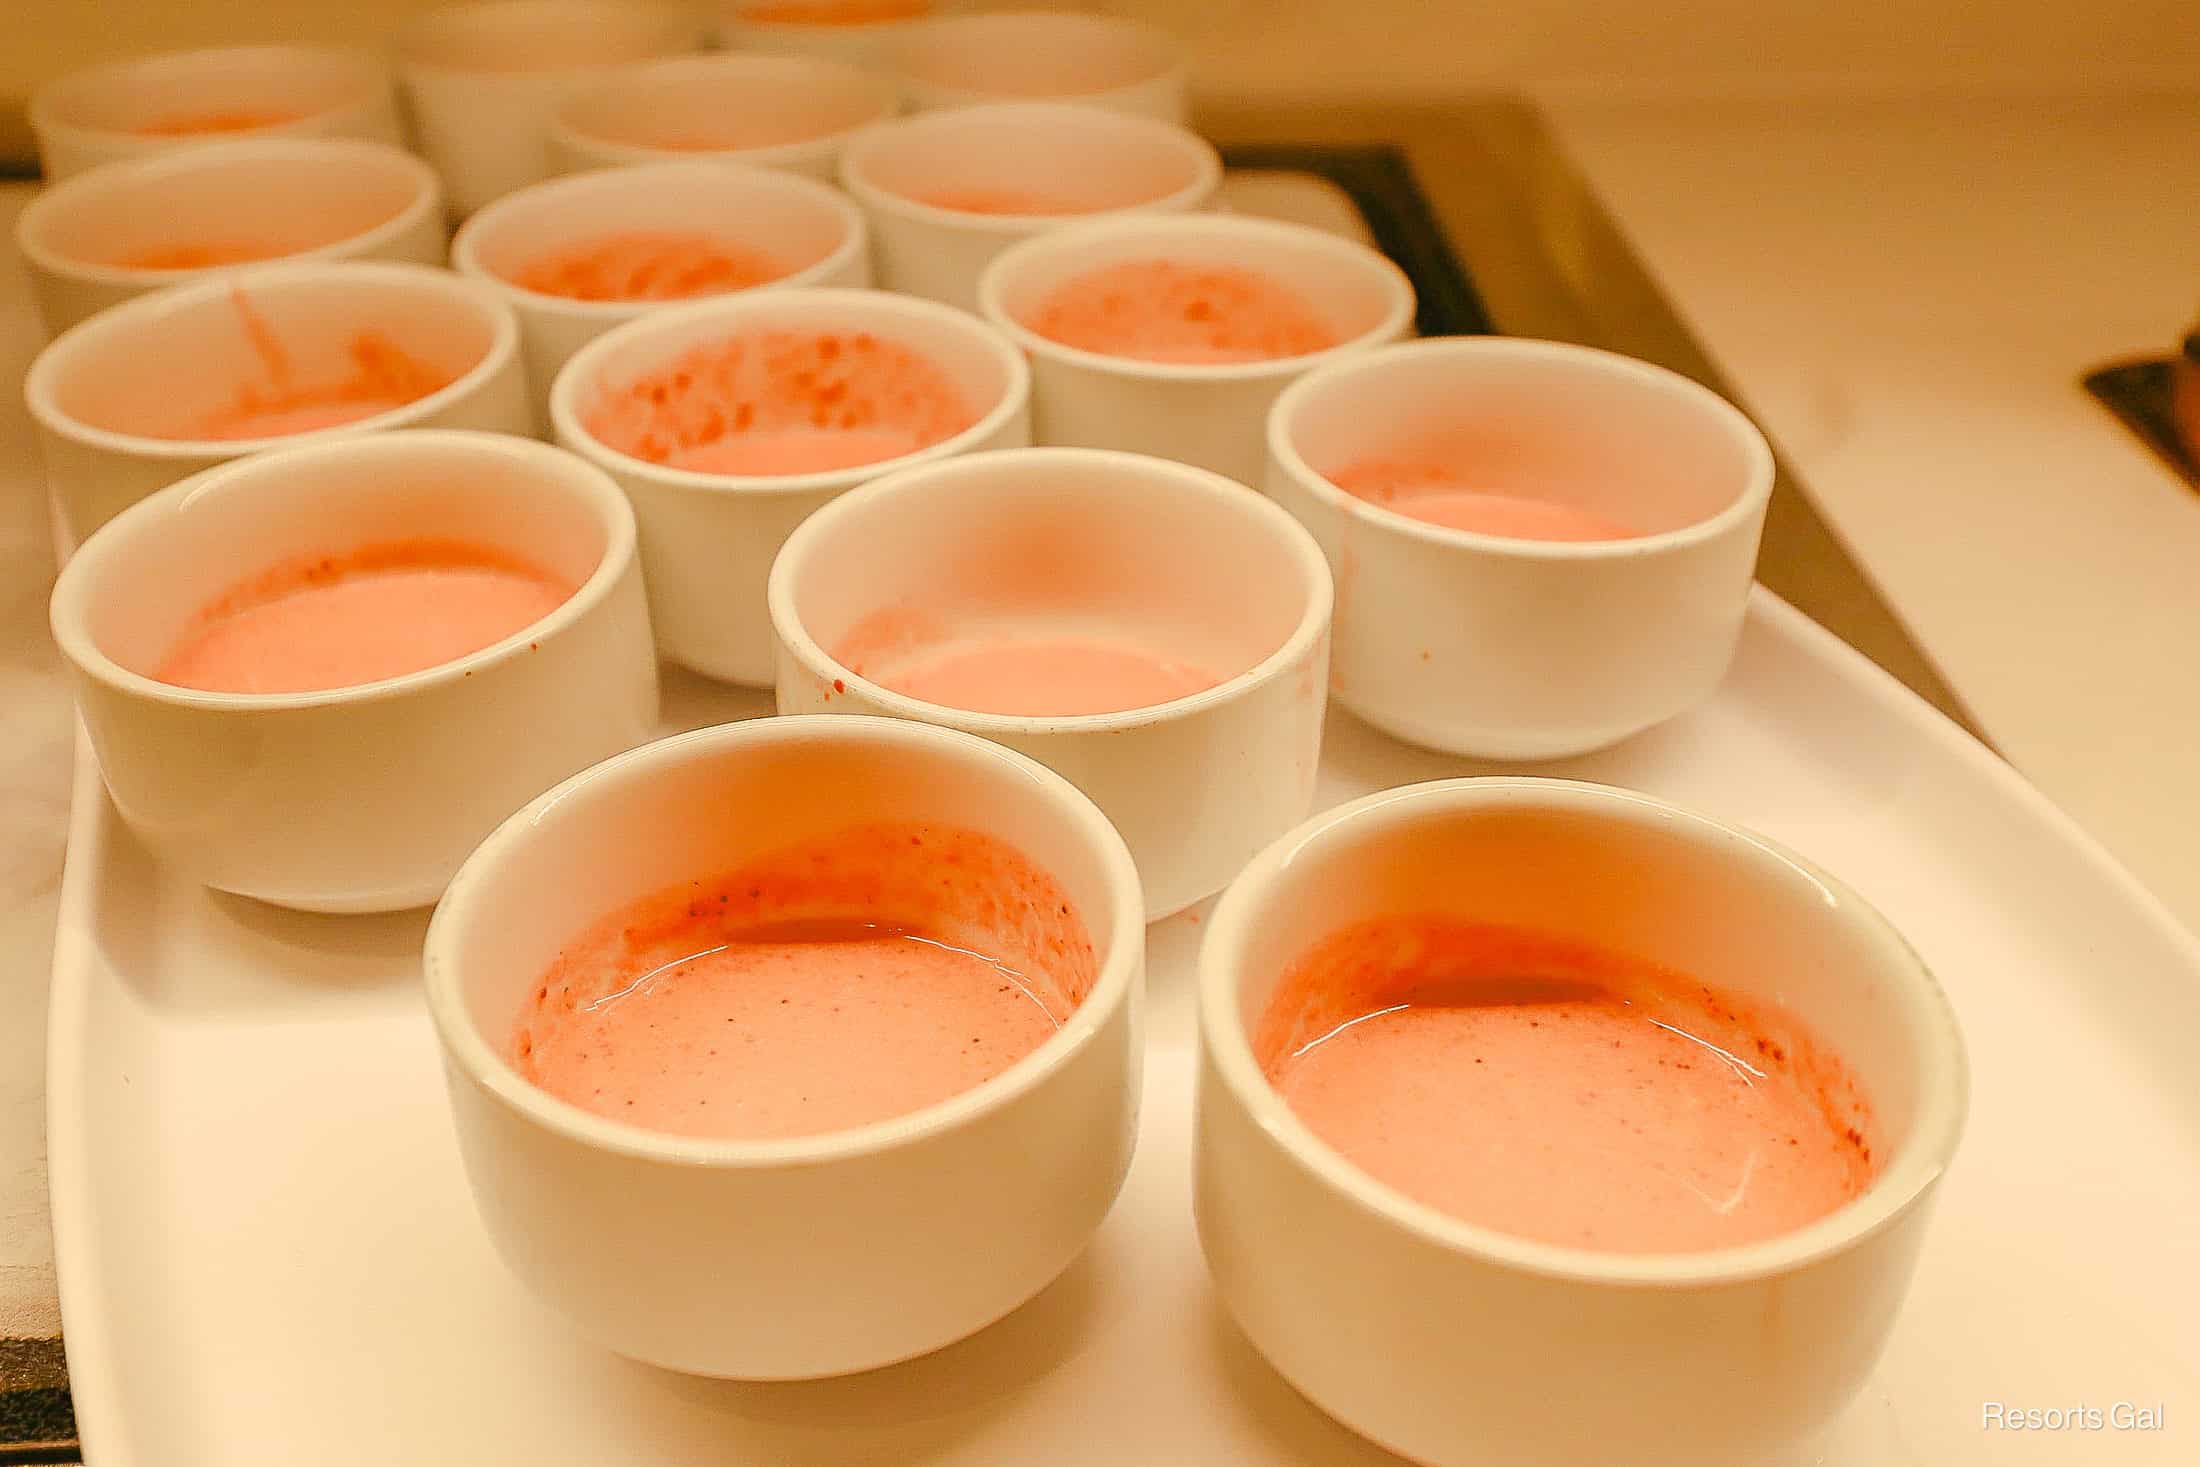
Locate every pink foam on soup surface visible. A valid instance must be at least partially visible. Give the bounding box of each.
[1328,454,1646,542]
[513,821,1096,1140]
[834,607,1223,717]
[1027,259,1339,364]
[585,328,975,476]
[1256,916,1877,1253]
[154,538,575,694]
[510,232,791,303]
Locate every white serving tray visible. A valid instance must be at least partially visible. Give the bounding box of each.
[47,592,2200,1465]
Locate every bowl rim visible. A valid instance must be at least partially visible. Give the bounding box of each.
[449,159,871,323]
[14,137,443,290]
[548,51,899,171]
[1197,775,1972,1288]
[547,284,1031,496]
[883,10,1187,104]
[1264,335,1778,562]
[394,0,699,76]
[420,713,1147,1167]
[46,428,638,712]
[976,213,1418,383]
[766,444,1336,734]
[27,43,389,146]
[22,259,521,460]
[836,100,1222,235]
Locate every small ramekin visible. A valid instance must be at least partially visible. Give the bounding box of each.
[549,52,898,182]
[885,10,1189,122]
[839,102,1221,313]
[713,0,972,64]
[553,286,1030,686]
[1265,337,1776,759]
[770,446,1333,919]
[24,260,528,549]
[16,139,444,337]
[1196,777,1969,1467]
[49,430,658,914]
[28,44,402,183]
[395,0,704,216]
[453,159,870,427]
[980,214,1415,486]
[423,714,1143,1378]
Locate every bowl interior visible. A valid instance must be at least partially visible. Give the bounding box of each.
[403,0,695,72]
[465,172,850,288]
[852,107,1211,213]
[1284,347,1764,536]
[28,150,424,272]
[441,724,1131,1077]
[43,272,497,441]
[786,454,1316,695]
[563,58,893,151]
[73,438,610,681]
[566,294,1013,458]
[894,14,1175,99]
[1218,788,1944,1201]
[40,47,375,135]
[994,224,1403,353]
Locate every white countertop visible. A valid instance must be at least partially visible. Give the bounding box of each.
[4,85,2199,1373]
[1537,86,2200,928]
[0,184,69,1343]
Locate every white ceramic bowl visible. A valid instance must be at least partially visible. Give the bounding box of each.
[1265,337,1776,759]
[423,713,1144,1378]
[885,10,1188,122]
[1195,777,1969,1467]
[712,0,972,64]
[839,102,1221,313]
[452,160,871,428]
[25,261,527,549]
[553,286,1030,685]
[16,139,444,337]
[49,430,658,913]
[396,0,704,216]
[550,52,898,182]
[980,214,1416,486]
[25,260,528,549]
[771,446,1333,919]
[28,44,402,182]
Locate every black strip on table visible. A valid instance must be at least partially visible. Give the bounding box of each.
[1218,143,1493,339]
[2084,357,2200,490]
